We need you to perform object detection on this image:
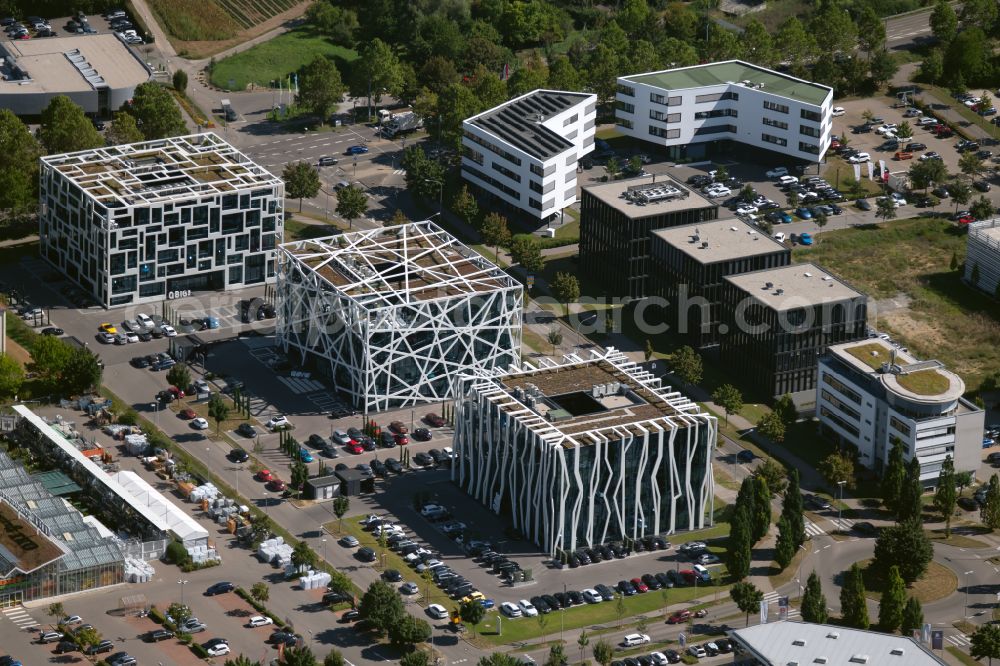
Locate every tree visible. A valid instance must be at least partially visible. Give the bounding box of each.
[358,581,404,635]
[971,195,995,221]
[951,180,972,215]
[291,540,317,569]
[547,327,563,356]
[0,110,41,210]
[971,623,1000,666]
[452,185,479,228]
[418,56,459,95]
[336,185,368,226]
[909,158,947,192]
[128,82,186,140]
[167,602,192,628]
[730,581,763,626]
[960,151,985,183]
[250,581,270,604]
[0,354,24,399]
[605,156,621,180]
[981,474,1000,529]
[509,236,544,273]
[857,6,886,56]
[544,644,567,666]
[897,457,923,523]
[551,272,580,317]
[934,455,958,537]
[166,363,191,393]
[800,571,828,624]
[73,626,102,648]
[30,335,70,384]
[592,640,614,666]
[172,69,188,94]
[644,339,654,361]
[353,39,404,113]
[307,2,357,46]
[283,161,322,212]
[876,196,897,223]
[322,651,345,666]
[873,518,933,583]
[931,0,958,44]
[207,393,230,434]
[480,213,512,263]
[671,345,702,386]
[918,48,944,83]
[878,565,906,632]
[401,652,429,666]
[290,459,309,497]
[786,190,799,210]
[819,452,854,491]
[814,211,828,231]
[726,503,752,581]
[711,384,743,426]
[774,515,796,570]
[840,563,869,629]
[47,602,65,620]
[283,647,318,666]
[756,410,786,444]
[773,394,797,426]
[106,111,145,145]
[389,614,432,647]
[901,596,924,636]
[459,597,486,634]
[740,18,775,66]
[781,468,805,549]
[757,458,788,497]
[38,95,104,154]
[882,437,906,512]
[437,82,481,150]
[775,17,816,73]
[332,496,349,533]
[577,629,590,662]
[548,55,581,91]
[870,51,899,89]
[752,476,771,543]
[479,655,523,666]
[298,56,346,123]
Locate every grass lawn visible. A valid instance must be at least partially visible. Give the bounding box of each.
[793,216,1000,388]
[920,84,1000,140]
[926,528,992,549]
[946,646,982,666]
[858,559,957,604]
[284,218,342,241]
[554,218,580,241]
[210,29,359,90]
[768,547,807,590]
[821,160,882,196]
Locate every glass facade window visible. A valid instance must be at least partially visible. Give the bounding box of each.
[762,133,788,147]
[763,100,789,114]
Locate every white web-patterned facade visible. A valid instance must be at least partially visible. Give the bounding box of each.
[276,222,522,412]
[452,348,716,556]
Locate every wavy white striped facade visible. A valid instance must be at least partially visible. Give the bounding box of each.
[452,349,716,555]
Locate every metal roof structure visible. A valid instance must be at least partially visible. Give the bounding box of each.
[730,622,946,666]
[652,218,788,264]
[0,34,149,94]
[467,89,593,160]
[724,263,865,311]
[40,132,281,209]
[280,221,518,308]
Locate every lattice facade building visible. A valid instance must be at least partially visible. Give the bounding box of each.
[276,222,522,412]
[452,349,716,556]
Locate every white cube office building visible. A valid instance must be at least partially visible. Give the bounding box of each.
[817,339,983,486]
[462,89,596,222]
[615,60,833,163]
[39,133,283,308]
[452,349,716,556]
[276,222,522,412]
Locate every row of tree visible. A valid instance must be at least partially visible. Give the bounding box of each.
[922,0,1000,88]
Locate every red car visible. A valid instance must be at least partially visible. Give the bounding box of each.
[631,577,648,593]
[168,385,185,399]
[958,214,975,225]
[424,413,445,428]
[389,421,408,434]
[266,479,286,492]
[256,469,273,482]
[179,408,196,420]
[347,443,364,454]
[395,434,409,446]
[667,610,692,624]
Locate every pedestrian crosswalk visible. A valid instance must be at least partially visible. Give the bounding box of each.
[392,168,405,175]
[761,592,800,618]
[2,606,39,629]
[947,633,971,647]
[805,520,825,537]
[834,517,854,530]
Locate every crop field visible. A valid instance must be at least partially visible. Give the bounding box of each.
[149,0,308,57]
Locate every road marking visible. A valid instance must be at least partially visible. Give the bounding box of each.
[823,544,831,549]
[393,168,405,175]
[947,634,971,647]
[805,520,825,537]
[2,606,39,628]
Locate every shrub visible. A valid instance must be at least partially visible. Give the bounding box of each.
[164,541,191,566]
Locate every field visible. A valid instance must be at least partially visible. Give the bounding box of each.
[210,29,359,91]
[793,217,1000,388]
[149,0,304,41]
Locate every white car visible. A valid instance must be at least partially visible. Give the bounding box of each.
[500,602,523,618]
[704,186,731,198]
[687,646,707,659]
[191,418,209,430]
[765,166,788,178]
[916,116,937,126]
[420,503,447,517]
[735,205,758,216]
[122,319,140,332]
[400,582,419,595]
[340,535,359,547]
[136,313,154,329]
[246,615,273,628]
[582,589,602,604]
[622,633,651,647]
[207,644,231,656]
[650,653,669,666]
[114,333,129,345]
[831,106,845,116]
[161,324,177,337]
[848,152,871,163]
[266,415,289,430]
[331,429,351,445]
[518,599,539,617]
[773,232,786,243]
[62,615,84,626]
[875,123,898,135]
[125,332,139,343]
[777,175,798,186]
[427,604,449,619]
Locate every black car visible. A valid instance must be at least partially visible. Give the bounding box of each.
[642,573,661,590]
[361,436,377,451]
[855,198,872,211]
[715,638,733,653]
[617,580,636,596]
[586,547,602,563]
[958,496,979,511]
[84,640,115,655]
[595,584,615,601]
[664,650,681,664]
[413,452,434,467]
[54,641,77,654]
[567,590,583,605]
[655,572,673,588]
[148,629,174,642]
[382,569,403,582]
[385,457,403,474]
[703,642,719,657]
[228,448,249,463]
[42,327,64,336]
[340,609,360,623]
[553,592,571,608]
[357,547,376,562]
[932,186,951,199]
[307,434,326,448]
[370,459,388,477]
[541,594,560,611]
[131,356,150,368]
[322,590,351,605]
[379,431,396,447]
[575,549,590,565]
[205,581,234,596]
[413,427,432,441]
[906,142,927,151]
[335,463,348,471]
[429,448,448,464]
[236,422,257,438]
[530,595,551,614]
[975,180,992,192]
[853,521,877,536]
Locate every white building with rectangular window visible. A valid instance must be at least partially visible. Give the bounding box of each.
[965,218,1000,296]
[615,60,833,163]
[462,89,596,222]
[816,339,983,486]
[39,133,283,308]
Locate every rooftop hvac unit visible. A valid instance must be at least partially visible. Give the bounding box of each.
[701,241,708,248]
[765,281,773,289]
[776,288,784,295]
[804,272,813,277]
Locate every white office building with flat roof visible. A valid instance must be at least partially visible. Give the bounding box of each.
[817,339,983,486]
[462,89,596,222]
[39,133,283,308]
[615,60,833,163]
[965,218,1000,296]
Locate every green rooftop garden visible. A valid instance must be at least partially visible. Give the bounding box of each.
[895,369,951,396]
[844,342,889,369]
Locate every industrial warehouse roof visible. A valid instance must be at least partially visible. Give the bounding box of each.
[729,622,946,666]
[724,263,865,311]
[466,89,593,160]
[40,133,281,208]
[280,221,520,307]
[466,348,710,445]
[0,33,149,95]
[622,60,831,106]
[652,218,788,263]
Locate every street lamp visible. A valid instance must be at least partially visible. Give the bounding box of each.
[150,402,159,428]
[322,538,327,563]
[178,579,189,606]
[965,570,975,617]
[263,491,269,517]
[837,480,846,529]
[561,583,566,641]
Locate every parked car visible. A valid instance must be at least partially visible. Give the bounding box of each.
[425,413,446,427]
[237,423,258,438]
[205,581,235,596]
[247,615,274,628]
[666,609,691,624]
